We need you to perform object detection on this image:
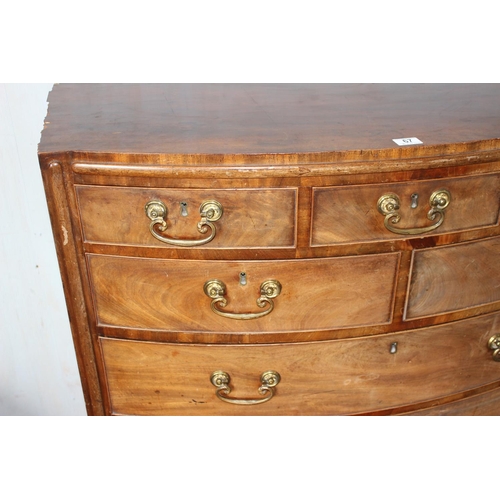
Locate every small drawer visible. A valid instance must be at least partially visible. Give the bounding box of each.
[311,173,500,245]
[406,236,500,320]
[75,185,297,249]
[87,253,400,333]
[100,313,500,415]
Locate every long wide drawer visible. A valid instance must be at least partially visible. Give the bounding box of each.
[75,185,297,249]
[402,386,500,416]
[100,312,500,415]
[88,253,400,333]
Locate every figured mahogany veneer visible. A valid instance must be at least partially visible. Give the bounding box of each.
[406,236,500,319]
[76,185,298,248]
[312,172,500,246]
[39,84,500,415]
[100,313,500,416]
[88,253,400,333]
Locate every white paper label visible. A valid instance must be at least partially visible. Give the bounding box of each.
[393,137,423,146]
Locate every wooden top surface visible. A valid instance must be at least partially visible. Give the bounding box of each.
[39,83,500,161]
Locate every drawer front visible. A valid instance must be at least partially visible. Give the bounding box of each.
[406,236,500,319]
[402,387,500,416]
[100,313,500,415]
[88,253,400,333]
[311,173,500,245]
[76,185,297,248]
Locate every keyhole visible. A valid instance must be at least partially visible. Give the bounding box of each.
[239,272,247,286]
[410,193,419,209]
[180,202,188,217]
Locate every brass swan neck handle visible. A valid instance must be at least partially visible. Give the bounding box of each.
[488,335,500,362]
[204,279,282,320]
[145,199,223,247]
[210,370,281,405]
[377,189,451,236]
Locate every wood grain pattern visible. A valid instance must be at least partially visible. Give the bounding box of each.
[312,173,500,245]
[406,236,500,319]
[40,84,500,160]
[88,253,400,333]
[402,386,500,415]
[75,185,297,248]
[40,160,104,415]
[71,153,500,179]
[38,84,500,415]
[100,312,500,416]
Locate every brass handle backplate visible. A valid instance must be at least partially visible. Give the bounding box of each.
[377,189,451,235]
[210,370,281,405]
[204,279,282,320]
[145,199,223,246]
[488,335,500,362]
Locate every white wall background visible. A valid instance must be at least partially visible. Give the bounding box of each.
[0,83,86,415]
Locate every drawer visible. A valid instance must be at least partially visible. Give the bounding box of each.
[406,236,500,319]
[402,387,500,415]
[75,185,297,249]
[311,173,500,245]
[88,253,400,333]
[100,313,500,415]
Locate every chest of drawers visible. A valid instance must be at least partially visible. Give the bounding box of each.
[39,83,500,415]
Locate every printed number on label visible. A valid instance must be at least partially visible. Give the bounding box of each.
[392,137,423,146]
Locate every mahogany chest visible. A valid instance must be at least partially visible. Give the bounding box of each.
[39,83,500,415]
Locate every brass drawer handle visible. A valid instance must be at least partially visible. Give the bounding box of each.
[210,370,281,405]
[145,199,223,246]
[488,335,500,362]
[204,279,282,320]
[377,189,451,235]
